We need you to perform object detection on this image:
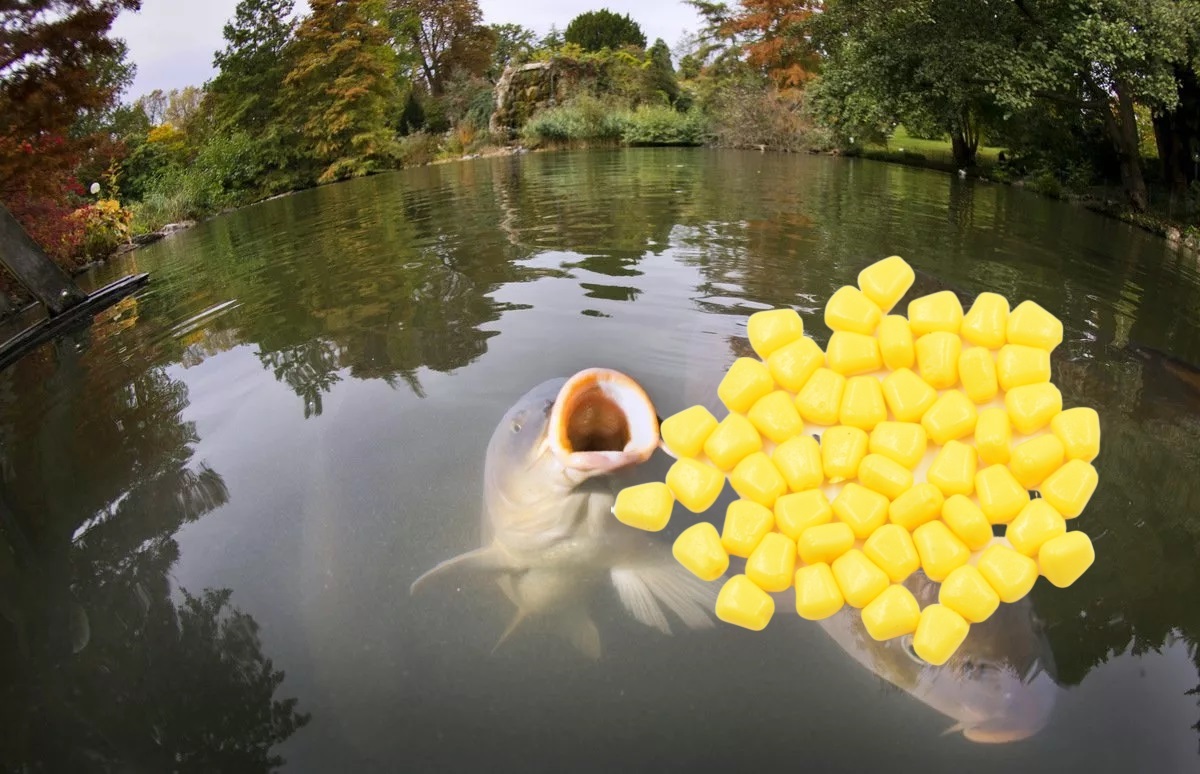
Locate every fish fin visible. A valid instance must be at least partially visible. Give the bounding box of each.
[610,567,672,635]
[556,607,601,660]
[610,561,718,633]
[491,606,529,655]
[941,720,969,738]
[409,541,515,595]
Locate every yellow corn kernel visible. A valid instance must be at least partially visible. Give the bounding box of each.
[747,308,805,359]
[821,425,869,482]
[912,520,970,582]
[832,482,890,539]
[974,407,1012,466]
[660,405,718,459]
[921,390,978,446]
[914,331,962,389]
[840,376,887,431]
[612,481,675,532]
[774,490,833,541]
[1051,407,1101,462]
[730,452,788,508]
[869,421,928,468]
[939,565,1001,624]
[827,331,883,376]
[673,522,730,582]
[1040,459,1098,518]
[862,524,920,583]
[1007,299,1063,351]
[941,495,992,551]
[857,453,915,500]
[1007,499,1067,556]
[718,357,776,414]
[958,347,999,404]
[771,435,824,491]
[927,440,977,497]
[715,574,775,631]
[794,563,845,621]
[976,543,1038,603]
[888,482,945,532]
[825,285,883,335]
[795,368,847,426]
[974,464,1029,524]
[666,458,726,513]
[961,292,1010,349]
[996,344,1051,392]
[1038,531,1096,588]
[908,290,964,336]
[878,314,916,370]
[861,584,922,641]
[882,368,937,422]
[703,412,762,471]
[797,522,856,565]
[746,532,797,593]
[857,254,915,313]
[831,549,890,608]
[912,604,970,666]
[720,499,775,558]
[767,335,825,393]
[1009,434,1066,489]
[1006,382,1063,435]
[747,390,804,445]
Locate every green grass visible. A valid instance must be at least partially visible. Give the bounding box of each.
[868,125,1006,164]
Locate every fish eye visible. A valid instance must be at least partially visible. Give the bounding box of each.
[511,420,522,433]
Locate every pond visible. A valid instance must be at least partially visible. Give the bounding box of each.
[1,148,1198,772]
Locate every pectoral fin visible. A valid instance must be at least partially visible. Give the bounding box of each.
[409,541,516,595]
[557,606,601,660]
[610,559,718,634]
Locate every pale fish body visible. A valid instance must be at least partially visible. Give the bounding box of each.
[809,553,1061,744]
[411,368,717,657]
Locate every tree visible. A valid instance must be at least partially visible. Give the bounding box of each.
[282,0,399,183]
[488,22,537,79]
[207,0,298,133]
[389,0,493,95]
[720,0,820,91]
[564,9,647,52]
[647,38,681,104]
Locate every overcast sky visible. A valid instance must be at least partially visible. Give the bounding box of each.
[111,0,702,99]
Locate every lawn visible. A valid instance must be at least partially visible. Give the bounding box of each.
[870,125,1007,164]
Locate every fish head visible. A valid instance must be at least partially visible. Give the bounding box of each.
[484,368,661,516]
[896,573,1062,744]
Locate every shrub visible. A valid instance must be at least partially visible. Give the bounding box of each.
[621,105,710,146]
[521,94,628,145]
[72,197,134,258]
[708,83,830,152]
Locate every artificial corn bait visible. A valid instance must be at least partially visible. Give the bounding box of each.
[613,482,675,532]
[673,522,730,582]
[611,254,1102,665]
[747,308,805,359]
[747,390,805,445]
[716,575,775,631]
[660,405,718,459]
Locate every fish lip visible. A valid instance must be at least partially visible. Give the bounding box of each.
[546,368,660,475]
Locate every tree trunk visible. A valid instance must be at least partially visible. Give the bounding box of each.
[950,105,979,168]
[1101,79,1149,212]
[1152,65,1199,197]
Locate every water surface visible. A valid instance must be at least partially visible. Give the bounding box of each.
[1,149,1198,772]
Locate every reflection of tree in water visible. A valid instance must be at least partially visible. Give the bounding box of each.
[0,308,310,770]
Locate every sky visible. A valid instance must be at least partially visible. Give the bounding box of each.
[111,0,703,100]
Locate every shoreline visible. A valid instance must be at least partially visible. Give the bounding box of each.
[75,142,1200,274]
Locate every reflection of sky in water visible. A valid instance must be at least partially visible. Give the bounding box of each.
[2,149,1199,772]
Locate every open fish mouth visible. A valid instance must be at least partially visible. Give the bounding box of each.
[547,368,660,475]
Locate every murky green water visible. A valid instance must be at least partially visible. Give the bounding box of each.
[1,149,1198,772]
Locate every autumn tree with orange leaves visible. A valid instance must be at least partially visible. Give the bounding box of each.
[720,0,821,92]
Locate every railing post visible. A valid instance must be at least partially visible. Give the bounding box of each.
[0,201,88,316]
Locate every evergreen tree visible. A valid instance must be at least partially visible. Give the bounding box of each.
[282,0,399,183]
[647,38,681,104]
[207,0,298,133]
[564,9,646,52]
